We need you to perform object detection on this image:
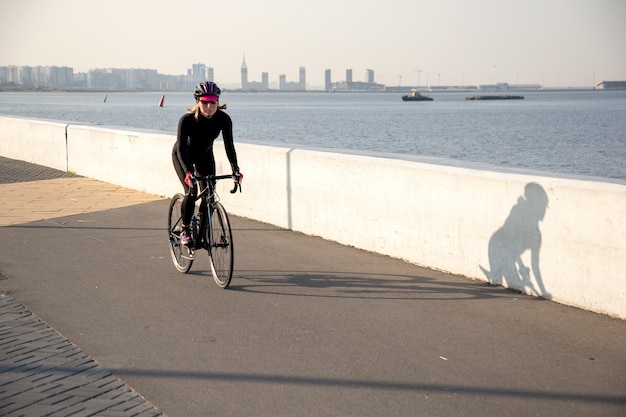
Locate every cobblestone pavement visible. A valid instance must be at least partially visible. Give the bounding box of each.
[0,156,166,416]
[0,290,165,417]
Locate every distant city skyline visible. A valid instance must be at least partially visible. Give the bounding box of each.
[1,0,625,89]
[0,63,556,92]
[0,62,387,91]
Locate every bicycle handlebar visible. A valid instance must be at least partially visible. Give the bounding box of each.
[192,173,242,194]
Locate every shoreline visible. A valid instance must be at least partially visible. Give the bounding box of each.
[0,87,606,94]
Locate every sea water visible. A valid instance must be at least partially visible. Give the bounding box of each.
[0,90,624,181]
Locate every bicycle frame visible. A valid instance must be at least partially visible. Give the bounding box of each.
[189,174,240,250]
[168,172,240,287]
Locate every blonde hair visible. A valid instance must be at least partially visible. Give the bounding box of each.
[188,103,201,121]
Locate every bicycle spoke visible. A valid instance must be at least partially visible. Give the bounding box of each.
[168,194,194,273]
[208,202,234,288]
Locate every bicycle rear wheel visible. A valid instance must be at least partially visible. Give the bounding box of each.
[207,201,234,288]
[168,193,194,273]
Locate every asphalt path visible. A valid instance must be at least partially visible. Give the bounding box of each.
[1,198,625,416]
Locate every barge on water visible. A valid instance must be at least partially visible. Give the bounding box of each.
[465,95,524,100]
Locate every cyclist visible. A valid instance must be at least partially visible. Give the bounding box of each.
[172,81,241,245]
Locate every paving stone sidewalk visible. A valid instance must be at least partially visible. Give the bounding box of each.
[0,290,166,417]
[0,157,166,416]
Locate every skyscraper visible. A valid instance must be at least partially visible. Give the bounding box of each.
[299,66,306,90]
[262,72,269,89]
[325,69,332,91]
[241,55,248,90]
[191,63,206,84]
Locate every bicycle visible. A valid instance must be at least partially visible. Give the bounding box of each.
[167,173,241,288]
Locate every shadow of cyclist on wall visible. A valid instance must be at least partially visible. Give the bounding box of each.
[480,182,549,298]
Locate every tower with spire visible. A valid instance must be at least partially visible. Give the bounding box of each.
[241,54,248,91]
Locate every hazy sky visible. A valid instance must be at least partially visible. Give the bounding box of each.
[1,0,625,88]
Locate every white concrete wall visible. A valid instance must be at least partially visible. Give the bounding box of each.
[2,116,625,319]
[0,117,68,171]
[65,124,181,196]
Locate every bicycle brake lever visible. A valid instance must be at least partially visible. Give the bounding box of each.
[230,174,242,193]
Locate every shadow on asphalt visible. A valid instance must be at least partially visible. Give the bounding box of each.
[103,367,626,406]
[228,269,536,302]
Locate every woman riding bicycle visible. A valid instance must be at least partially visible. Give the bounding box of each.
[172,81,241,245]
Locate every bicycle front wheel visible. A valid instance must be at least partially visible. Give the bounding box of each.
[168,193,194,273]
[207,202,234,288]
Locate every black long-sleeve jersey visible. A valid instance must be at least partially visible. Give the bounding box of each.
[172,109,239,175]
